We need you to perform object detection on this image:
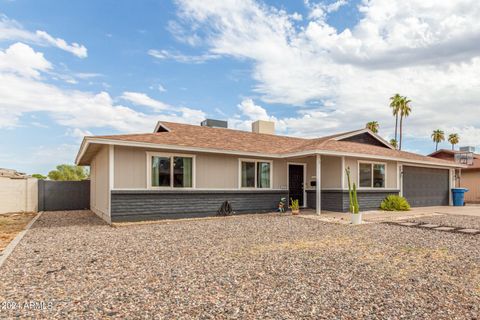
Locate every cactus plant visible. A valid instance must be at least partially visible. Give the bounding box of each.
[346,167,360,214]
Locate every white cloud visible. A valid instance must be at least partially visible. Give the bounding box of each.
[35,31,87,58]
[0,14,87,58]
[173,0,480,145]
[121,91,171,111]
[0,43,206,133]
[158,84,167,92]
[148,49,220,63]
[0,42,51,78]
[237,98,272,121]
[66,128,93,142]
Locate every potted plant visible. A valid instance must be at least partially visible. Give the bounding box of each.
[290,198,300,215]
[346,167,362,224]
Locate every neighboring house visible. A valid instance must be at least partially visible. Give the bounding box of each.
[76,119,460,223]
[0,168,27,179]
[429,147,480,203]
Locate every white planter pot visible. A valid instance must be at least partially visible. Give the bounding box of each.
[351,213,363,225]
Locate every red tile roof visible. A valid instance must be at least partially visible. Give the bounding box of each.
[80,121,458,166]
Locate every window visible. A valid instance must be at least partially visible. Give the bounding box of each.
[173,157,193,188]
[240,160,272,188]
[150,153,194,188]
[152,156,170,187]
[257,162,271,188]
[241,162,255,188]
[358,162,385,188]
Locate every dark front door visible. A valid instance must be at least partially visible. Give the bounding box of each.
[288,164,304,206]
[403,166,449,207]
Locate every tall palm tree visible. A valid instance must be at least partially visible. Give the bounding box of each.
[398,96,412,150]
[431,129,445,151]
[448,133,460,150]
[389,94,402,143]
[389,139,398,149]
[366,121,379,133]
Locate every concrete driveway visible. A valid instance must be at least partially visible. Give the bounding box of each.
[301,205,480,224]
[410,205,480,217]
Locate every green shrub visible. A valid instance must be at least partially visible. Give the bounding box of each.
[380,195,411,211]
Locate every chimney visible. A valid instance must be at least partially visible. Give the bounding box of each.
[252,120,275,135]
[200,119,228,128]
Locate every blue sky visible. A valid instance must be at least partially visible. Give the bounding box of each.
[1,0,480,175]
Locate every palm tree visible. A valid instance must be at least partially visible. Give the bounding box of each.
[398,96,412,150]
[431,129,445,151]
[366,121,379,133]
[389,139,398,149]
[448,133,460,150]
[389,94,402,143]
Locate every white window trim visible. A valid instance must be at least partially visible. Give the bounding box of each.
[238,158,273,189]
[146,151,196,189]
[357,160,387,189]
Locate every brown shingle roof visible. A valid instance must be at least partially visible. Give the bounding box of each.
[83,121,457,166]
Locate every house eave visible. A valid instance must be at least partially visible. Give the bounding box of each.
[75,137,463,169]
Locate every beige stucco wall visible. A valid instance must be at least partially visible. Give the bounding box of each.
[113,146,290,189]
[112,146,406,191]
[344,157,398,189]
[288,155,342,190]
[90,145,110,222]
[0,177,38,214]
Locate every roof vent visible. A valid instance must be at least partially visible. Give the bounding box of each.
[252,120,275,135]
[200,119,228,128]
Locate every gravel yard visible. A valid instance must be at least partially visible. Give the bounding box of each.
[0,210,479,319]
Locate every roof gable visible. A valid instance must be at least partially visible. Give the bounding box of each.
[333,129,394,149]
[153,121,171,133]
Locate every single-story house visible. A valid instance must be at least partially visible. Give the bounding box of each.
[429,148,480,203]
[76,119,461,223]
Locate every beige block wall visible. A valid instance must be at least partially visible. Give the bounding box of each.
[344,157,398,189]
[460,171,480,203]
[0,177,38,214]
[90,145,110,221]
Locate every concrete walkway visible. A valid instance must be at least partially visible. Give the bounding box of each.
[299,205,480,224]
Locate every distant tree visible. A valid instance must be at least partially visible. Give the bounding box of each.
[389,139,398,149]
[389,94,402,143]
[448,133,460,150]
[31,173,47,180]
[48,164,88,181]
[431,130,445,151]
[398,96,412,150]
[366,121,379,133]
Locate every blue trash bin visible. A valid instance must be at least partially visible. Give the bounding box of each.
[451,188,468,206]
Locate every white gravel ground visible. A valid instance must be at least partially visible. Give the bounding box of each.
[0,210,479,319]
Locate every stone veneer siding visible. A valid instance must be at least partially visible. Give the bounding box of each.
[306,189,400,212]
[111,189,287,222]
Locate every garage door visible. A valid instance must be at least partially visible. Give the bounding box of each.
[402,166,449,207]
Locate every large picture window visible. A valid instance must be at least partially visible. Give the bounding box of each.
[358,162,385,188]
[150,153,194,188]
[240,160,272,188]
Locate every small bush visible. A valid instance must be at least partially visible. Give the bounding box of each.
[380,195,411,211]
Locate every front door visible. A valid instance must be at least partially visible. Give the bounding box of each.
[288,164,304,206]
